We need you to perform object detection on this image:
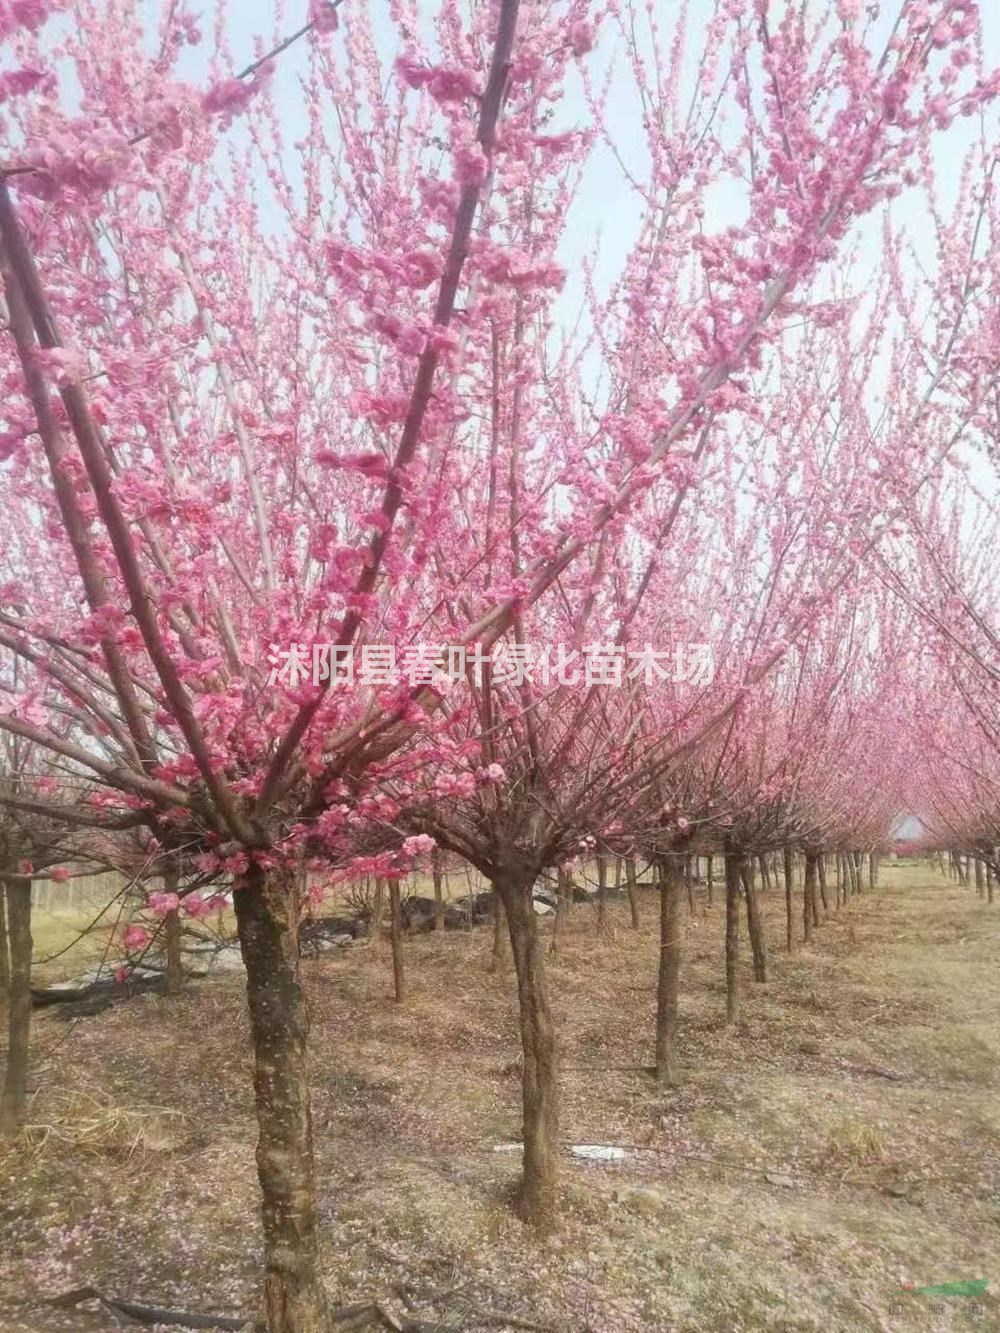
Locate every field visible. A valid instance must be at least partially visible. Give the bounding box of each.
[1,864,998,1332]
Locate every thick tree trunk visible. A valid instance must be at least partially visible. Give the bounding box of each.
[803,852,818,944]
[724,844,742,1025]
[0,879,31,1135]
[625,856,640,929]
[496,871,559,1230]
[389,880,404,1002]
[869,852,877,891]
[655,854,682,1084]
[741,859,767,982]
[783,845,794,952]
[233,865,329,1333]
[489,893,509,972]
[706,853,714,908]
[432,849,445,932]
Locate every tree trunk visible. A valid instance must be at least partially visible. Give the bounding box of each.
[389,880,404,1002]
[685,854,695,914]
[489,893,509,972]
[625,856,640,929]
[741,859,767,982]
[803,852,818,944]
[783,845,794,952]
[706,853,714,907]
[0,880,9,1005]
[372,877,386,946]
[232,864,329,1333]
[724,843,742,1025]
[163,854,183,995]
[432,849,445,932]
[986,861,994,905]
[758,854,771,894]
[596,854,607,935]
[496,870,559,1230]
[655,854,682,1084]
[817,855,829,914]
[868,852,877,891]
[549,868,568,957]
[0,879,32,1135]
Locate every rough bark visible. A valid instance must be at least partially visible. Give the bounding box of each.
[496,870,559,1230]
[233,864,329,1333]
[488,893,509,973]
[0,878,31,1135]
[724,843,742,1025]
[655,854,682,1084]
[741,859,767,982]
[783,845,794,953]
[389,880,404,1002]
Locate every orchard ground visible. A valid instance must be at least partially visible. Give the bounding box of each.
[1,864,998,1333]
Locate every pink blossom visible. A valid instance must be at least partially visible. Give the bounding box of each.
[182,895,213,919]
[202,77,258,121]
[49,867,71,883]
[569,21,595,57]
[122,924,151,952]
[403,833,436,856]
[455,144,488,188]
[147,890,181,916]
[309,0,339,33]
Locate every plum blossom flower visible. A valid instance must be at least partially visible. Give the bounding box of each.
[122,924,151,951]
[147,890,180,916]
[403,834,436,857]
[569,21,595,56]
[309,0,339,33]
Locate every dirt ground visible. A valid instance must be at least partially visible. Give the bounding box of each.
[1,863,998,1332]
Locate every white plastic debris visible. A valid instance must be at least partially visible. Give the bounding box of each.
[570,1144,626,1162]
[492,1142,523,1154]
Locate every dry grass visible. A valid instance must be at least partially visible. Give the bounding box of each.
[1,864,998,1332]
